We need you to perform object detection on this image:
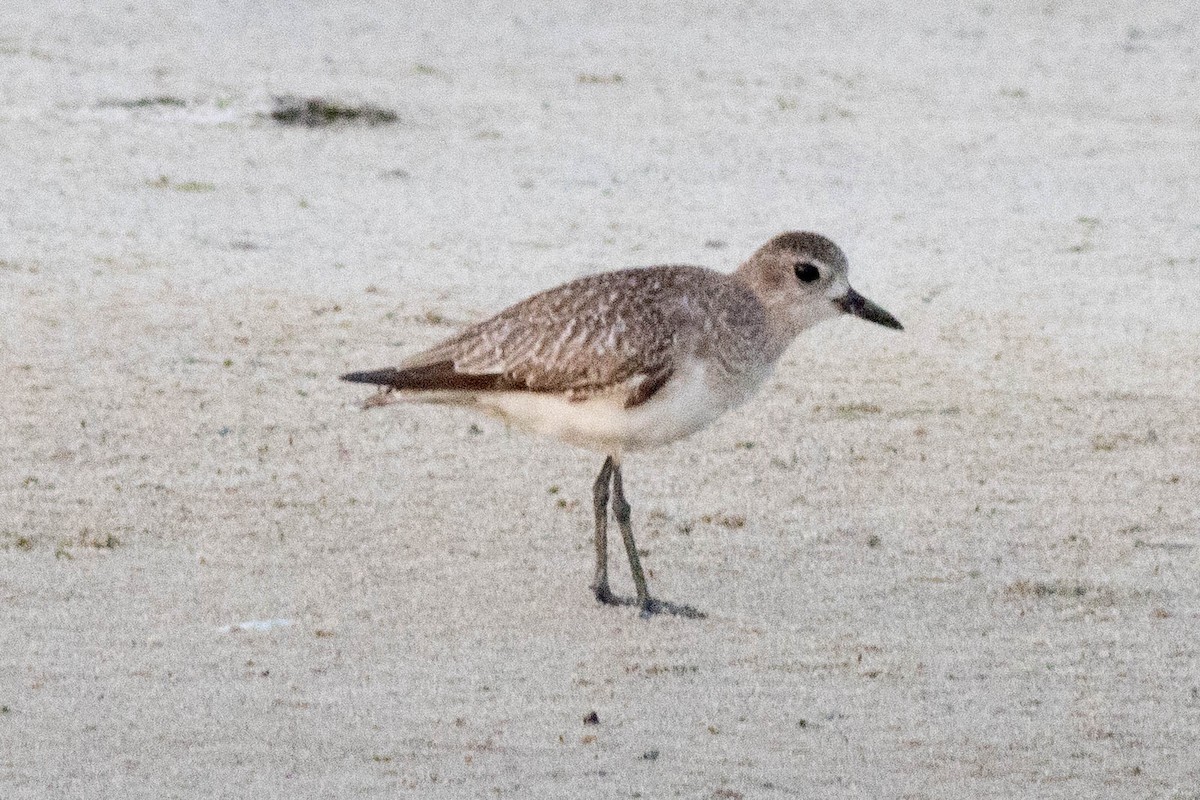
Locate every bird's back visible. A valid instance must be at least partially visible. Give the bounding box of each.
[394,264,772,405]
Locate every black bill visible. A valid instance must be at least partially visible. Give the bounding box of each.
[835,288,903,330]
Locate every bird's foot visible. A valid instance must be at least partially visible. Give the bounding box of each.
[593,587,705,619]
[639,596,706,620]
[593,583,622,606]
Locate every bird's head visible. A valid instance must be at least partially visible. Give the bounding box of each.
[736,231,903,340]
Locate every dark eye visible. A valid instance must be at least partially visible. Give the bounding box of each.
[794,262,820,283]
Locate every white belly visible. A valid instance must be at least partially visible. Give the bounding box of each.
[479,359,771,454]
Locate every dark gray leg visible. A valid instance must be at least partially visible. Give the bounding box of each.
[611,463,650,612]
[611,464,705,619]
[591,456,617,605]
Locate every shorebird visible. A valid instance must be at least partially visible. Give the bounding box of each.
[343,232,902,618]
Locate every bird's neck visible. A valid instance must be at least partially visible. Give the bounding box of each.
[728,270,799,364]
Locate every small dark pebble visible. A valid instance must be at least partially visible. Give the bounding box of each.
[583,711,600,725]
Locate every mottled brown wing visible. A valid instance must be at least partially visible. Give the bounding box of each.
[392,267,703,405]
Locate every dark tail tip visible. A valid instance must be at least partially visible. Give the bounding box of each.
[340,368,400,386]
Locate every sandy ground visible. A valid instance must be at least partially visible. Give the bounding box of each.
[3,1,1200,797]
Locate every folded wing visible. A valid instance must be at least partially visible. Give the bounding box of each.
[342,267,704,408]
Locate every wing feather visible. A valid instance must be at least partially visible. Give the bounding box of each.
[344,265,764,409]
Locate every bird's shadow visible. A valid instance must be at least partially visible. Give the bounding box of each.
[597,592,706,620]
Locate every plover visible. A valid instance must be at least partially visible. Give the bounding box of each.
[343,232,902,618]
